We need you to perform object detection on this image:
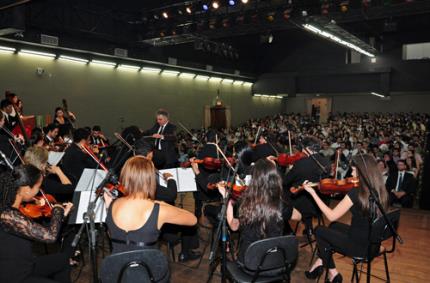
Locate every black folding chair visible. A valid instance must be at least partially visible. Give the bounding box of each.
[100,249,170,283]
[226,235,298,283]
[350,209,401,283]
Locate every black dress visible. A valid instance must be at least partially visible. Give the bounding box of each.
[106,201,161,254]
[0,207,70,283]
[315,187,373,269]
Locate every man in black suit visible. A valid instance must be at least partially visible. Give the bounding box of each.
[386,159,417,208]
[61,128,99,185]
[0,99,18,131]
[143,109,178,169]
[283,137,331,235]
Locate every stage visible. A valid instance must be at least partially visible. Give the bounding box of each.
[70,201,430,283]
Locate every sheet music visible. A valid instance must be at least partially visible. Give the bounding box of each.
[73,169,107,224]
[48,151,65,166]
[159,167,197,192]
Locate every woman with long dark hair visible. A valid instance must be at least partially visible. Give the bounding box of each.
[303,154,389,283]
[219,158,301,264]
[0,164,74,283]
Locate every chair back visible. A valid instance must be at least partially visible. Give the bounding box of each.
[369,209,401,257]
[243,235,298,273]
[100,249,169,283]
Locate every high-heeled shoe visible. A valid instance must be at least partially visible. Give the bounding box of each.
[326,273,343,283]
[305,265,324,279]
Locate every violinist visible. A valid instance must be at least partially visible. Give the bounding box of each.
[30,127,45,147]
[54,107,76,138]
[302,154,389,283]
[24,146,74,203]
[134,139,201,262]
[61,128,99,185]
[142,109,178,169]
[1,98,18,131]
[102,156,197,256]
[0,164,74,283]
[192,130,222,221]
[283,137,330,236]
[90,125,109,148]
[218,159,301,268]
[44,123,63,149]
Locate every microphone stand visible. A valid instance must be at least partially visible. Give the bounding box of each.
[355,153,403,283]
[207,144,240,283]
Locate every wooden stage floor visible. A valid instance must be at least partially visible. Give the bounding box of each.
[71,206,430,283]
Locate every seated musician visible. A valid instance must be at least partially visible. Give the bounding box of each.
[0,98,18,131]
[134,138,201,262]
[283,137,331,236]
[61,128,98,185]
[24,146,74,202]
[0,164,74,283]
[90,125,109,148]
[102,156,197,255]
[302,154,389,283]
[218,159,301,271]
[30,127,46,147]
[44,123,62,149]
[54,107,76,138]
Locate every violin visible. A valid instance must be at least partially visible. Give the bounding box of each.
[290,177,359,195]
[19,193,57,219]
[181,156,235,171]
[275,152,306,167]
[207,180,248,200]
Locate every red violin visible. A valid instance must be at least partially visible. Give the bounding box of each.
[207,181,248,200]
[19,194,57,219]
[275,152,306,167]
[181,156,236,171]
[290,177,359,195]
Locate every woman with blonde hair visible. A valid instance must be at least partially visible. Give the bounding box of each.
[104,156,197,253]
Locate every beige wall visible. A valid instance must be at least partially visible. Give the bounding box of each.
[0,52,284,137]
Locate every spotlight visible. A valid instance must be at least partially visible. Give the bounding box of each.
[186,6,192,14]
[266,12,275,22]
[178,9,183,15]
[229,0,236,5]
[162,12,169,19]
[241,0,249,3]
[212,1,219,9]
[203,4,209,10]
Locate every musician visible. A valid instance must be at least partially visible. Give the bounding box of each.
[54,107,76,138]
[0,112,14,164]
[134,138,177,203]
[1,99,18,131]
[0,164,74,283]
[44,123,61,147]
[103,156,197,255]
[143,109,178,169]
[283,137,330,236]
[385,159,417,208]
[134,139,202,262]
[24,146,74,202]
[30,127,45,147]
[303,154,389,283]
[218,159,301,267]
[61,128,98,185]
[90,125,109,148]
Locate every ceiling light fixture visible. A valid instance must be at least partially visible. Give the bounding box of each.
[371,92,385,98]
[19,49,56,59]
[303,24,375,57]
[59,55,89,64]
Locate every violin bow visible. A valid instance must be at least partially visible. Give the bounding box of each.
[253,126,262,145]
[39,189,53,209]
[114,132,134,153]
[177,121,203,146]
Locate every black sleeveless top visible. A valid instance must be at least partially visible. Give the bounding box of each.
[106,201,161,254]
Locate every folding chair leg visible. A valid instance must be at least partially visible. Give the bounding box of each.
[383,253,390,283]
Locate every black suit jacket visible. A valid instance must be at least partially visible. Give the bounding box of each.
[143,123,178,164]
[385,171,417,195]
[61,143,99,185]
[155,178,177,204]
[283,153,331,189]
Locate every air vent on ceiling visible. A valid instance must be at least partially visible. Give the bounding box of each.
[114,48,128,58]
[40,34,59,46]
